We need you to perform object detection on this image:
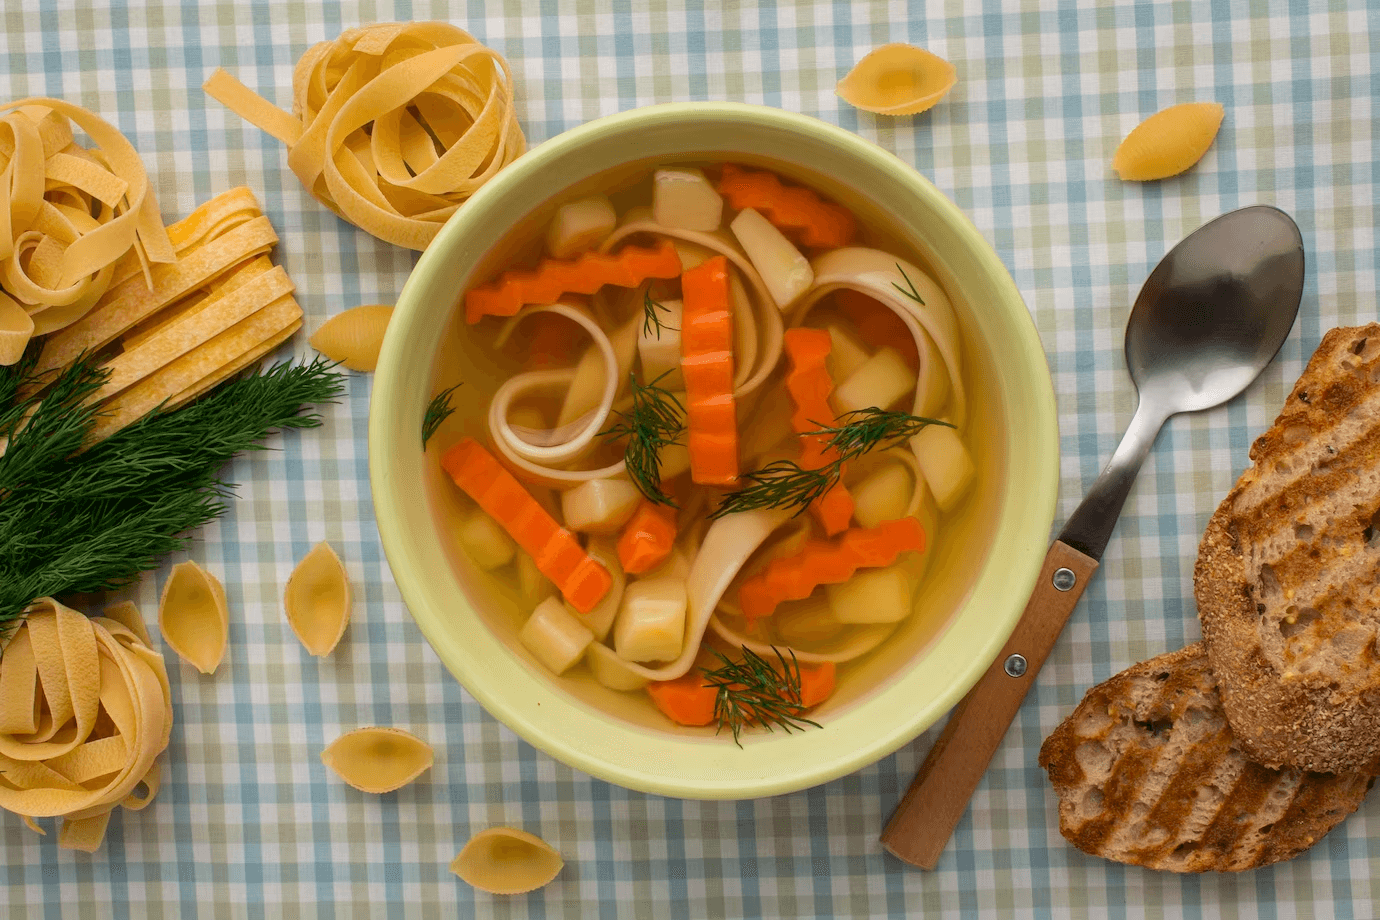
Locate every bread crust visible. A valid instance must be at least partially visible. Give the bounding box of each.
[1196,323,1380,774]
[1039,644,1371,872]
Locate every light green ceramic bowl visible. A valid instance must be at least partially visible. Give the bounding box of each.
[370,102,1057,799]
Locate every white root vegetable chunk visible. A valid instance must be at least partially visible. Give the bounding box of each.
[775,594,845,645]
[825,322,870,381]
[456,511,517,571]
[585,642,650,691]
[580,540,625,642]
[830,346,913,415]
[911,424,975,512]
[637,297,684,389]
[827,564,915,624]
[516,552,553,607]
[614,578,687,664]
[546,194,616,259]
[653,167,724,232]
[730,208,813,310]
[520,597,594,675]
[658,443,692,482]
[641,546,690,583]
[560,479,642,535]
[851,463,913,529]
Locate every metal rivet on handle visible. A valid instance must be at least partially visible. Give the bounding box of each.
[1052,567,1076,592]
[1003,654,1027,678]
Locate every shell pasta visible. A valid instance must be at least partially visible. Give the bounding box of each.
[439,162,976,739]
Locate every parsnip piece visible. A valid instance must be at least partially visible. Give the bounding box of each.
[585,642,649,691]
[653,167,724,232]
[641,546,691,583]
[674,241,713,271]
[911,424,975,512]
[581,541,625,642]
[637,297,684,389]
[825,322,870,381]
[546,194,616,259]
[614,578,687,664]
[830,346,913,415]
[520,597,594,675]
[560,479,642,535]
[557,344,608,427]
[851,463,913,529]
[827,565,914,624]
[775,594,845,645]
[455,511,517,570]
[729,208,813,310]
[516,552,553,606]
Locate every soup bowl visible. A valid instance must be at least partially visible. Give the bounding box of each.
[370,102,1058,799]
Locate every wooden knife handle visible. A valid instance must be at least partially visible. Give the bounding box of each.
[880,540,1099,869]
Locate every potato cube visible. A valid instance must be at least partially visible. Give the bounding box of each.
[910,424,975,512]
[614,578,688,664]
[455,511,516,571]
[520,597,594,675]
[827,565,915,624]
[830,347,913,415]
[560,479,642,535]
[850,462,913,529]
[653,167,724,232]
[775,594,845,645]
[546,194,616,259]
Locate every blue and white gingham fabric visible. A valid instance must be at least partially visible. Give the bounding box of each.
[3,1,1379,917]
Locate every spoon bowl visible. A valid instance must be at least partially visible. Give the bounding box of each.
[883,205,1306,868]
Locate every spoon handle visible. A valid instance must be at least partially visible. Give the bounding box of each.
[880,539,1098,869]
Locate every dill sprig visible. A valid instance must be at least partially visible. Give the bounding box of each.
[0,346,110,496]
[642,290,677,340]
[0,356,345,627]
[422,383,462,448]
[892,263,926,305]
[710,408,953,518]
[702,646,822,747]
[599,371,684,506]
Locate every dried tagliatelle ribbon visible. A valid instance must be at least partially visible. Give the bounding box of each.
[0,598,173,852]
[0,98,176,364]
[204,21,526,251]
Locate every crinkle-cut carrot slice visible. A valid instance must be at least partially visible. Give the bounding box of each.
[737,517,926,623]
[716,164,857,249]
[646,670,718,726]
[441,437,612,613]
[835,44,957,116]
[617,500,678,575]
[680,256,739,485]
[465,239,682,323]
[783,327,855,535]
[1112,102,1225,181]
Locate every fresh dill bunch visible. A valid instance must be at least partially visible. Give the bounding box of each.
[892,263,926,305]
[702,645,822,747]
[422,383,462,448]
[642,290,677,340]
[599,371,684,506]
[805,407,953,464]
[707,459,835,519]
[0,356,345,626]
[0,348,110,496]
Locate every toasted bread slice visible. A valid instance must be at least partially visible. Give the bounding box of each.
[1196,323,1380,774]
[1039,644,1370,872]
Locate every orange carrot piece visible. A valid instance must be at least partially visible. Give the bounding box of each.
[797,660,836,709]
[783,328,855,536]
[717,164,858,249]
[737,517,926,623]
[442,438,612,613]
[646,670,718,727]
[835,289,919,370]
[465,239,682,323]
[616,500,678,575]
[680,256,739,485]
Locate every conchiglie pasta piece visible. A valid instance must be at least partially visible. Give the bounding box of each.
[158,560,229,674]
[321,726,434,794]
[451,826,564,895]
[284,541,352,656]
[308,304,394,371]
[836,44,957,116]
[1113,102,1225,181]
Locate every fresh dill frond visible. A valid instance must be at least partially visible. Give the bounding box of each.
[0,356,345,626]
[707,459,835,519]
[702,646,822,747]
[599,371,684,506]
[642,290,677,340]
[422,383,462,448]
[0,350,110,496]
[892,263,926,305]
[805,407,953,463]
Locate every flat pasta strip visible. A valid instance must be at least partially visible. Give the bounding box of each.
[157,560,229,675]
[0,599,173,852]
[320,727,432,793]
[308,304,393,371]
[283,541,352,657]
[204,22,525,251]
[452,826,564,895]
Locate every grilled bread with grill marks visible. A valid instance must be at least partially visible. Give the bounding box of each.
[1196,324,1380,774]
[1039,644,1371,872]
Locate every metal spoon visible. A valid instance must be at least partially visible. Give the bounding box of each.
[881,205,1306,868]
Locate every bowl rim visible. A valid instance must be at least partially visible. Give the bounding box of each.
[370,101,1059,799]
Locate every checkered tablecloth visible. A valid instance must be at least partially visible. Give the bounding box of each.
[3,1,1379,917]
